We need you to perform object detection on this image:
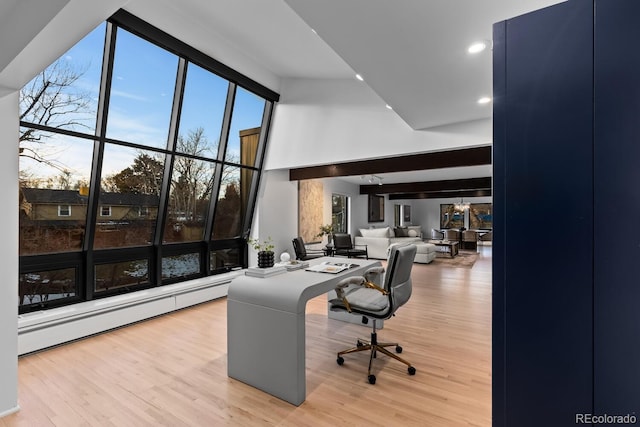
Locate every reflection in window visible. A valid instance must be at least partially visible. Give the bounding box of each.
[212,166,253,239]
[210,248,241,272]
[19,268,76,307]
[19,131,93,255]
[178,63,229,158]
[106,29,178,148]
[164,156,215,243]
[225,87,265,166]
[95,259,149,292]
[19,23,105,134]
[162,253,200,279]
[95,144,164,249]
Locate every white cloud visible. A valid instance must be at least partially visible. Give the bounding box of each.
[110,89,148,102]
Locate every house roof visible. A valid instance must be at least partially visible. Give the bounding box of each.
[21,188,159,206]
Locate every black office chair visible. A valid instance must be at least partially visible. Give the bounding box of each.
[332,233,368,259]
[292,236,324,261]
[330,243,417,384]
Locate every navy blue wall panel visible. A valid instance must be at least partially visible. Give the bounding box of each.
[594,0,640,415]
[492,20,507,427]
[493,1,593,425]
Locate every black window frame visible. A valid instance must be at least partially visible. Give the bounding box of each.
[17,10,278,314]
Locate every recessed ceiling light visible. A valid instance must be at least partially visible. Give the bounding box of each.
[477,96,492,104]
[385,104,393,110]
[355,74,364,81]
[468,42,487,54]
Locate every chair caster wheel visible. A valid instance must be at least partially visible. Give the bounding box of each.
[408,366,416,375]
[337,356,344,365]
[357,341,364,347]
[368,374,376,384]
[395,345,403,353]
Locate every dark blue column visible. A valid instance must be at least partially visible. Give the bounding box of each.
[493,1,594,425]
[593,0,640,416]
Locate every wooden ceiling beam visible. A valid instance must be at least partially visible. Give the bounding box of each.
[288,146,491,181]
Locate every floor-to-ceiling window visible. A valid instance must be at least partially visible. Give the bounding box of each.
[331,194,349,233]
[18,10,278,313]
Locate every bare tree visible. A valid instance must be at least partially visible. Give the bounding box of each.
[19,58,94,173]
[172,128,215,221]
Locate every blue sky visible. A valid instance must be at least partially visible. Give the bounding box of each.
[20,22,266,186]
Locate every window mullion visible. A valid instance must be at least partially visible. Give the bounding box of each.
[204,82,236,243]
[241,101,273,238]
[153,58,188,283]
[83,22,118,302]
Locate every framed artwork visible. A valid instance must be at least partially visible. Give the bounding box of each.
[440,203,465,229]
[469,203,492,229]
[368,194,385,222]
[403,205,411,222]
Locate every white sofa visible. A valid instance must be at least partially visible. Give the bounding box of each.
[354,226,423,260]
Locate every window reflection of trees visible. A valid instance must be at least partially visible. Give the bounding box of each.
[95,260,149,292]
[19,268,76,306]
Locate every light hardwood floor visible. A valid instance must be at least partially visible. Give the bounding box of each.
[1,247,492,427]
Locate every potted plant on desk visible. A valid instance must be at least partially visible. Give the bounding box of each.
[248,236,275,268]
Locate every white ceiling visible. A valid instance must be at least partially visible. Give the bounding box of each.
[2,0,566,185]
[124,0,564,185]
[127,0,564,130]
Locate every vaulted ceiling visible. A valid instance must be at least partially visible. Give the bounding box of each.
[1,0,566,195]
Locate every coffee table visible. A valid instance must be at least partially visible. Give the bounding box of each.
[428,240,459,258]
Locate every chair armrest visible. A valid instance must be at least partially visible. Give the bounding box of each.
[363,266,384,283]
[334,276,366,312]
[363,281,389,295]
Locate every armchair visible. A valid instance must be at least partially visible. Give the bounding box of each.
[462,230,478,250]
[445,229,460,243]
[330,243,417,384]
[332,233,368,259]
[431,229,445,240]
[292,237,324,261]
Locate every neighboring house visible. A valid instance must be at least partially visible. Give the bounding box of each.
[20,188,159,222]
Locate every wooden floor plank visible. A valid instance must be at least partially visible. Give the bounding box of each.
[1,247,492,427]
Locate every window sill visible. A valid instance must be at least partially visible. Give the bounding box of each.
[18,270,242,355]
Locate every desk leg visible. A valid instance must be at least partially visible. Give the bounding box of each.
[227,299,306,406]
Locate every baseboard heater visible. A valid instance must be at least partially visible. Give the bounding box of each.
[17,272,242,355]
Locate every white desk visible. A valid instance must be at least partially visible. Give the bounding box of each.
[227,257,381,406]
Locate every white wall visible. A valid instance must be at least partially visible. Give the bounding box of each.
[266,78,491,170]
[251,170,299,262]
[0,92,19,417]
